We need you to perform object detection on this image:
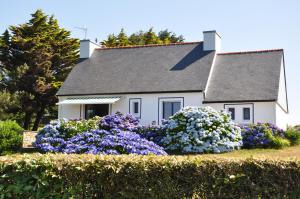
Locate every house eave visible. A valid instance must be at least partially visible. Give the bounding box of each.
[56,90,203,97]
[202,99,277,104]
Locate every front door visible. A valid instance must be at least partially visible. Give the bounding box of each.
[85,104,109,119]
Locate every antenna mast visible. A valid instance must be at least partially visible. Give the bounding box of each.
[74,26,88,39]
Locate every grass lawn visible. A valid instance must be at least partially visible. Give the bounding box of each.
[196,145,300,160]
[2,145,300,161]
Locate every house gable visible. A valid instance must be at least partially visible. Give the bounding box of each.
[203,50,284,103]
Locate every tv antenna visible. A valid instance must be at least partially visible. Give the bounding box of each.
[74,26,88,39]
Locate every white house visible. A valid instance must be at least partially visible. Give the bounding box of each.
[56,30,289,129]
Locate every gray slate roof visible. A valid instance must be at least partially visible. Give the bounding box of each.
[203,50,283,103]
[57,42,215,95]
[57,42,284,103]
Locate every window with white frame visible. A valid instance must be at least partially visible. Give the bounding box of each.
[129,98,141,118]
[224,104,253,124]
[159,97,183,124]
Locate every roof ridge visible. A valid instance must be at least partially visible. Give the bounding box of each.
[95,41,202,50]
[217,49,283,55]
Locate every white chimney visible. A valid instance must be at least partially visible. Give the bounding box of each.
[80,40,101,58]
[203,30,221,52]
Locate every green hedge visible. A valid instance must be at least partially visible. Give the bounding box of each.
[0,154,300,198]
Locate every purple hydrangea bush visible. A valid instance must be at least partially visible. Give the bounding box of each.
[62,129,166,155]
[34,120,67,152]
[34,113,167,155]
[136,125,166,146]
[99,112,139,132]
[241,123,288,148]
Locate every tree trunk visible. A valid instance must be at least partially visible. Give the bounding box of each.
[32,106,45,131]
[23,111,33,130]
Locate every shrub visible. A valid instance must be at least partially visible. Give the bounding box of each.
[1,154,300,198]
[285,128,300,146]
[241,123,291,149]
[136,125,166,145]
[0,121,23,155]
[63,129,166,155]
[161,106,242,154]
[35,113,166,155]
[99,112,139,131]
[34,117,100,152]
[269,136,290,149]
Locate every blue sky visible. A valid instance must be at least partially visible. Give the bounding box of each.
[1,0,300,125]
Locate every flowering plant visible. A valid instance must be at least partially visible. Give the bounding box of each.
[35,113,166,155]
[34,117,100,152]
[161,106,242,153]
[241,123,289,149]
[62,129,166,155]
[136,125,166,146]
[99,112,139,132]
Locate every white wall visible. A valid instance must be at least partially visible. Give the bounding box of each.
[58,92,203,125]
[275,103,289,130]
[112,92,203,125]
[277,58,288,112]
[58,95,288,128]
[58,104,83,119]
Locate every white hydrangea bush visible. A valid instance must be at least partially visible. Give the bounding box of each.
[161,106,242,153]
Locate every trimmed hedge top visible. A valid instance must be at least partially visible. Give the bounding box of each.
[1,154,300,198]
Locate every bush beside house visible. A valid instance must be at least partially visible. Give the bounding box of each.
[241,123,300,149]
[34,113,166,155]
[34,107,300,155]
[0,121,23,155]
[161,106,242,153]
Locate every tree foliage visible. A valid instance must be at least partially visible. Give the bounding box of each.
[101,28,184,47]
[0,9,79,130]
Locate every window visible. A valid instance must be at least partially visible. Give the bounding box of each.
[85,104,109,119]
[228,108,235,120]
[163,101,181,119]
[129,98,141,118]
[243,107,250,120]
[133,102,139,114]
[159,97,184,124]
[224,104,253,124]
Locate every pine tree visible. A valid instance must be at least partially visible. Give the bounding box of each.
[101,28,185,47]
[129,31,145,46]
[0,9,79,130]
[101,34,117,47]
[144,28,161,45]
[116,28,129,46]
